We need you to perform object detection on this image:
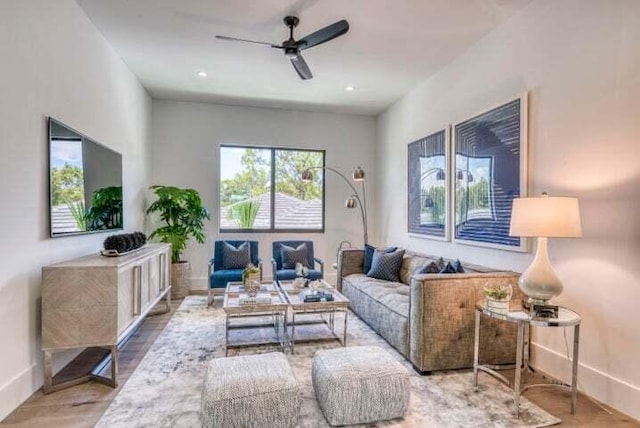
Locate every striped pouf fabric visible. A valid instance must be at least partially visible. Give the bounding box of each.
[201,352,300,428]
[312,346,410,426]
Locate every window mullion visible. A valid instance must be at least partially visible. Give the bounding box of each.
[270,148,276,231]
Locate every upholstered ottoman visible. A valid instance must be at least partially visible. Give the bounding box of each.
[201,352,300,428]
[312,346,410,426]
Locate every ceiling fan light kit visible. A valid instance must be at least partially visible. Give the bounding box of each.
[216,16,349,80]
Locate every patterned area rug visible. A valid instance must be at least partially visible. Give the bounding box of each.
[97,296,560,428]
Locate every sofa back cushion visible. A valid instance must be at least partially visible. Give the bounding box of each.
[399,255,431,285]
[363,244,397,274]
[221,241,251,269]
[367,249,405,282]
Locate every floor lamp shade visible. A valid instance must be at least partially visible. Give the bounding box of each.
[509,194,582,303]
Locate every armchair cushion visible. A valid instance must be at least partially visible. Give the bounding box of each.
[210,269,244,289]
[214,240,260,271]
[280,243,309,269]
[272,241,316,270]
[222,241,251,269]
[276,269,323,282]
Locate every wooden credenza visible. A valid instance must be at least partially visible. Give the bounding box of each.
[41,243,171,393]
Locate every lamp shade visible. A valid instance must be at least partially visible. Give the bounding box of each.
[352,166,365,182]
[509,195,582,238]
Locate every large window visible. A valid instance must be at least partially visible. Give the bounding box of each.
[219,145,325,232]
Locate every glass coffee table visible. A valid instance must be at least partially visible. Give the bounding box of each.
[277,280,350,354]
[222,281,288,356]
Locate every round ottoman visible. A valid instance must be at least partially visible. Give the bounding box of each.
[201,352,300,428]
[312,346,410,426]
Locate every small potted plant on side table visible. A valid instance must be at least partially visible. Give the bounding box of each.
[484,284,512,311]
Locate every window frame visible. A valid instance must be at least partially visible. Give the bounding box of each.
[219,144,326,234]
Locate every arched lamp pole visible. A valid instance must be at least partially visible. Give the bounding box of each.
[301,166,368,246]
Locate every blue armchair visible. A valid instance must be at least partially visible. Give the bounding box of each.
[208,240,261,306]
[271,240,324,283]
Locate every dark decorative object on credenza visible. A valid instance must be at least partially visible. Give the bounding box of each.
[102,232,147,256]
[48,117,123,237]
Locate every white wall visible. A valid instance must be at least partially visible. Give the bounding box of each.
[376,0,640,419]
[0,0,151,420]
[151,100,376,286]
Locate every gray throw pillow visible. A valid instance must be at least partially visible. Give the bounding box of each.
[222,242,251,269]
[281,243,309,269]
[367,249,405,282]
[416,261,441,274]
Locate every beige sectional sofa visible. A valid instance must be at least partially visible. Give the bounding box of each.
[337,248,524,374]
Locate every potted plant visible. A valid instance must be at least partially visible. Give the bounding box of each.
[241,264,261,297]
[146,185,210,299]
[484,284,513,310]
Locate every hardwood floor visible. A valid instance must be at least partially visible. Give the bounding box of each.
[2,299,638,428]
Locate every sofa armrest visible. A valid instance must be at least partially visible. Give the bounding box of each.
[336,248,364,292]
[409,272,523,373]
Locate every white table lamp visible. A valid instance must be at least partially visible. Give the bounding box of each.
[509,193,582,303]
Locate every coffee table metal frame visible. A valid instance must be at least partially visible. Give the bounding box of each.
[222,281,288,356]
[473,300,581,418]
[277,281,350,354]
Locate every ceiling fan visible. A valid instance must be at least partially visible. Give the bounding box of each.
[216,16,349,80]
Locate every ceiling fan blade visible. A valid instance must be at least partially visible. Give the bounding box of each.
[290,54,313,80]
[296,19,349,50]
[215,35,283,49]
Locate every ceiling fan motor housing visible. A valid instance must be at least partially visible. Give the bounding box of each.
[283,16,300,28]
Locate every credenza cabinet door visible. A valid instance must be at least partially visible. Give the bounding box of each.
[117,265,137,335]
[149,253,160,303]
[139,259,151,310]
[160,249,170,292]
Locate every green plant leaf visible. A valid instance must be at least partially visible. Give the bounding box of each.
[146,185,210,263]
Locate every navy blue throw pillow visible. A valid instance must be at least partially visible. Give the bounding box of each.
[367,249,405,282]
[363,244,397,274]
[222,242,251,269]
[440,261,457,274]
[453,259,465,273]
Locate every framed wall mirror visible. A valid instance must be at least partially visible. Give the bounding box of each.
[48,118,123,237]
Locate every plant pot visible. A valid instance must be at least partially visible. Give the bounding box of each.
[171,261,191,300]
[243,272,260,288]
[486,298,510,311]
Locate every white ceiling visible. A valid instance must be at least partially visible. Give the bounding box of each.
[76,0,531,115]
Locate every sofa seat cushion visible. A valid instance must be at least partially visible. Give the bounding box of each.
[343,274,409,318]
[342,274,410,357]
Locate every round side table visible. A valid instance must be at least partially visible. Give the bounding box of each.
[473,300,581,418]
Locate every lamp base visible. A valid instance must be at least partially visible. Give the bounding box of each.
[519,237,563,304]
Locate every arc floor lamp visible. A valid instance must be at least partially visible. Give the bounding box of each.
[301,166,368,245]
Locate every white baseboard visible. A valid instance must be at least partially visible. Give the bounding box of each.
[0,363,36,421]
[531,342,640,421]
[0,350,83,421]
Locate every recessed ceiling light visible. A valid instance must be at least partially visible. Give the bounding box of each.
[197,71,208,78]
[345,86,355,92]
